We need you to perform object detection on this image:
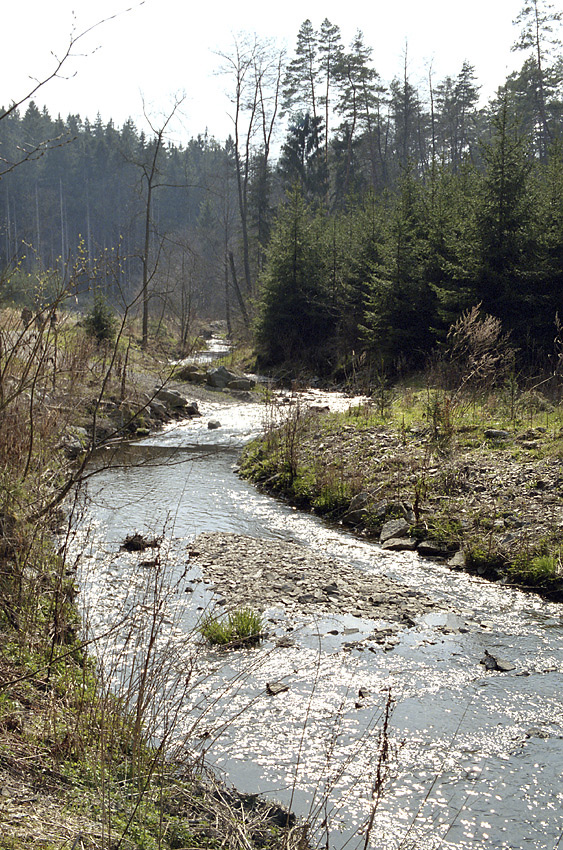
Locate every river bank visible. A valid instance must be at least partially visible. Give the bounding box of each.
[239,394,563,600]
[0,323,303,850]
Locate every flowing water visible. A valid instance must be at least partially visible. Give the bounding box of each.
[76,395,563,850]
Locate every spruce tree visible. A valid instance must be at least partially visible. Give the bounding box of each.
[474,97,536,341]
[255,186,335,370]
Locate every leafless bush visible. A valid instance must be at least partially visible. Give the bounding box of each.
[439,304,515,400]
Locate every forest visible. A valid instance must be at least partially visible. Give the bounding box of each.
[1,1,563,374]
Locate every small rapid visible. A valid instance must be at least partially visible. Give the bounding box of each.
[76,394,563,850]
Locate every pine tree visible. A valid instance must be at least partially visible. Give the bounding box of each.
[511,0,563,158]
[318,19,343,168]
[474,97,536,339]
[255,186,335,369]
[277,113,327,200]
[334,31,385,196]
[282,20,319,121]
[389,51,429,175]
[435,62,481,169]
[362,167,437,366]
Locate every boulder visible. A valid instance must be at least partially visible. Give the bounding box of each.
[381,537,419,551]
[59,426,89,458]
[155,387,190,410]
[227,377,255,391]
[484,428,510,441]
[380,518,411,543]
[176,363,200,377]
[207,419,221,430]
[418,539,459,557]
[185,401,201,417]
[187,371,207,384]
[176,364,207,383]
[206,366,239,389]
[342,491,371,525]
[374,500,415,523]
[148,399,168,420]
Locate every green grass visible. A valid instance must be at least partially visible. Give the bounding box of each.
[199,608,263,647]
[508,551,561,585]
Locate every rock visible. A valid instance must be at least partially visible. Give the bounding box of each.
[206,366,239,389]
[381,537,419,551]
[175,364,207,382]
[262,803,295,828]
[297,592,323,604]
[185,401,201,416]
[148,399,168,419]
[484,428,510,441]
[59,427,89,458]
[380,518,411,543]
[266,681,289,696]
[154,387,190,411]
[227,378,256,391]
[122,532,160,552]
[91,417,119,444]
[182,369,207,384]
[342,491,371,525]
[480,649,515,672]
[350,491,370,511]
[448,550,466,569]
[207,419,221,430]
[418,539,458,557]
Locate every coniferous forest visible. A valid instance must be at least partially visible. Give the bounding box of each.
[1,3,563,374]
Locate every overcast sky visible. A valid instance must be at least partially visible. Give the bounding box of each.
[2,0,526,145]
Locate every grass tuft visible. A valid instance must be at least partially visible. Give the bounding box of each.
[199,607,263,647]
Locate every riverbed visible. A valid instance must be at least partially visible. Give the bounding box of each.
[75,394,563,850]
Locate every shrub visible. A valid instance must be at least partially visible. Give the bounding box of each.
[83,293,116,345]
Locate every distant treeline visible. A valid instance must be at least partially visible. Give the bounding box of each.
[1,6,563,369]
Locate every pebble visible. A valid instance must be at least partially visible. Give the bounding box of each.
[188,532,449,623]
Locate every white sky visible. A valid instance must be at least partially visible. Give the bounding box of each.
[2,0,526,146]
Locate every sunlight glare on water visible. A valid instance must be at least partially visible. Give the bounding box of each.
[78,396,563,850]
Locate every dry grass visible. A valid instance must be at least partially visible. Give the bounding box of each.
[0,302,305,850]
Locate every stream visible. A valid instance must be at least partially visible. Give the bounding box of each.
[75,393,563,850]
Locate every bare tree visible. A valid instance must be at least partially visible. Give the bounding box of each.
[127,97,185,349]
[217,36,285,306]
